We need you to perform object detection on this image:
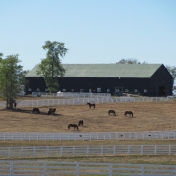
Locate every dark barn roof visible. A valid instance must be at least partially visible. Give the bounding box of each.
[26,64,163,78]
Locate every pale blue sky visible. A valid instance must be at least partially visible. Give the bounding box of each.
[0,0,176,70]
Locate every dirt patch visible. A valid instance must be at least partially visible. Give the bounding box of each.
[0,101,176,133]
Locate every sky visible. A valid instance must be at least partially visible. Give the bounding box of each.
[0,0,176,71]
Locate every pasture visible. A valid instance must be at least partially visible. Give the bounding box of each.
[0,101,176,133]
[0,100,176,166]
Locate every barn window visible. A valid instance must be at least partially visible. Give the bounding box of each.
[125,89,129,92]
[107,89,110,92]
[116,89,120,92]
[37,88,40,91]
[28,88,32,91]
[134,89,138,93]
[144,89,148,93]
[80,89,84,92]
[62,89,66,92]
[71,89,74,92]
[97,88,101,92]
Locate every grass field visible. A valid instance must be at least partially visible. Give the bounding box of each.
[0,101,176,133]
[1,100,176,165]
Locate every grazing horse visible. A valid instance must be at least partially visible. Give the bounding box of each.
[48,108,56,115]
[87,102,95,109]
[32,108,40,114]
[68,124,79,130]
[108,110,116,116]
[124,111,133,117]
[78,120,84,126]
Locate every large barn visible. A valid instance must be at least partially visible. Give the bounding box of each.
[25,64,173,96]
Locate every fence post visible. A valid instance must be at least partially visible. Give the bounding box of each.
[8,147,10,158]
[101,145,103,156]
[169,145,171,155]
[128,145,130,155]
[10,161,14,176]
[20,146,23,158]
[141,145,143,155]
[73,146,75,157]
[87,146,89,156]
[76,162,79,176]
[60,146,63,157]
[33,146,36,158]
[155,145,157,155]
[141,165,144,176]
[43,162,46,176]
[113,146,116,156]
[109,163,112,176]
[46,146,49,157]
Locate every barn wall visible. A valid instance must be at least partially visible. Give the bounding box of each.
[149,65,173,96]
[58,77,151,96]
[26,77,151,96]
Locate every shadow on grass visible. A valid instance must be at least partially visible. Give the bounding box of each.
[1,108,63,116]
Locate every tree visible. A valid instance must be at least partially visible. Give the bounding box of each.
[37,41,68,92]
[165,65,176,89]
[0,54,26,109]
[116,58,147,64]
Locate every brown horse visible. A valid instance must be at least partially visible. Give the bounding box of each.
[87,102,95,109]
[124,111,133,117]
[78,120,84,126]
[68,124,79,130]
[48,108,56,115]
[108,110,116,116]
[32,108,40,114]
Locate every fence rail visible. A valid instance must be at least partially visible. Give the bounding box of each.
[0,160,176,176]
[32,92,111,98]
[0,96,174,109]
[0,131,176,141]
[1,145,176,159]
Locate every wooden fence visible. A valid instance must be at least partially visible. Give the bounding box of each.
[0,145,176,159]
[0,96,173,109]
[0,160,176,176]
[0,131,176,141]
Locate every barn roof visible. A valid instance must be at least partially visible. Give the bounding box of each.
[26,64,163,78]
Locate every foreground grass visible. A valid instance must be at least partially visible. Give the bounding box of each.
[1,140,176,165]
[2,155,176,165]
[0,140,176,146]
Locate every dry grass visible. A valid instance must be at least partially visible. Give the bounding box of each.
[0,101,176,133]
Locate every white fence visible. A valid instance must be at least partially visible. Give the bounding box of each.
[32,92,111,98]
[0,131,176,141]
[0,160,176,176]
[1,145,176,159]
[0,96,173,109]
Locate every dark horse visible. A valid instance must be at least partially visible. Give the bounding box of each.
[78,120,84,126]
[108,110,116,116]
[87,102,95,109]
[68,124,79,130]
[48,108,56,115]
[124,111,133,117]
[32,108,40,114]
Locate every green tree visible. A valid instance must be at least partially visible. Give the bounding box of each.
[116,58,147,64]
[165,65,176,89]
[37,41,68,92]
[0,54,26,109]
